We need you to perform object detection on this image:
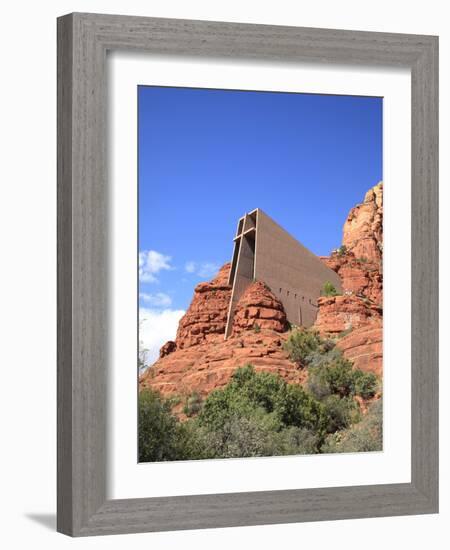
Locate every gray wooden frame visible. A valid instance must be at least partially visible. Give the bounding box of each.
[57,12,438,537]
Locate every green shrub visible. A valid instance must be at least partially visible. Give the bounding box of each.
[198,414,282,459]
[322,281,339,297]
[307,357,376,401]
[336,245,348,256]
[352,369,378,399]
[273,382,326,433]
[192,415,322,459]
[306,347,343,369]
[321,395,360,433]
[139,364,382,462]
[198,365,325,436]
[253,323,261,333]
[276,426,322,455]
[198,366,276,431]
[283,329,323,365]
[139,388,183,462]
[307,357,355,399]
[183,391,203,417]
[167,394,182,407]
[321,399,383,453]
[320,338,337,353]
[174,420,212,460]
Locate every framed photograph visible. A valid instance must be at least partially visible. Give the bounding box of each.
[57,13,438,536]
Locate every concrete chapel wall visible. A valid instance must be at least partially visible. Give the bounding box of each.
[225,209,342,336]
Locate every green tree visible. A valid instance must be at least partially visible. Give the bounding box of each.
[139,388,182,462]
[273,382,326,433]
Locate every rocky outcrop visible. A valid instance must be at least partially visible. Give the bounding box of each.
[159,340,177,358]
[316,182,384,374]
[320,181,383,306]
[343,182,383,264]
[175,263,232,350]
[140,276,305,399]
[139,329,305,400]
[322,253,382,306]
[337,323,383,376]
[140,280,303,399]
[314,292,382,375]
[232,281,288,334]
[314,295,382,335]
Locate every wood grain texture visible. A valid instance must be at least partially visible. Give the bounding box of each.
[57,13,74,535]
[57,12,439,537]
[410,34,439,506]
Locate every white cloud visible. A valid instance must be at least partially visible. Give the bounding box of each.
[185,261,196,273]
[184,260,221,278]
[139,250,172,283]
[139,292,172,307]
[139,307,185,367]
[197,262,221,278]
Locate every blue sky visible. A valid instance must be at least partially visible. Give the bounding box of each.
[138,86,382,361]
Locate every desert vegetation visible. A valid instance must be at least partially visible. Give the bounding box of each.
[139,329,381,462]
[322,281,339,297]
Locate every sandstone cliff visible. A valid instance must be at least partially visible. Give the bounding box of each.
[232,281,288,334]
[343,182,383,264]
[314,182,383,374]
[139,268,304,400]
[174,263,232,350]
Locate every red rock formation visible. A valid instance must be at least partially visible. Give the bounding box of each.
[159,340,176,358]
[319,182,383,306]
[314,292,382,375]
[175,263,232,350]
[139,278,304,400]
[232,281,288,334]
[343,181,383,264]
[316,181,384,374]
[314,295,382,335]
[322,252,382,306]
[337,323,383,376]
[139,330,305,400]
